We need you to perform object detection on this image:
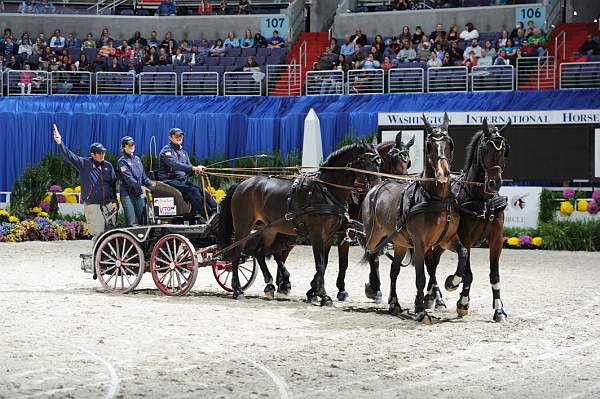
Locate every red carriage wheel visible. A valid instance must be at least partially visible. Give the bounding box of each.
[95,232,145,294]
[151,234,198,296]
[212,258,257,293]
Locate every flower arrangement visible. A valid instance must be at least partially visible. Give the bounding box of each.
[206,186,226,203]
[532,237,543,247]
[562,188,575,199]
[560,201,574,216]
[558,188,600,217]
[588,201,599,214]
[577,200,588,212]
[504,234,543,249]
[0,210,91,243]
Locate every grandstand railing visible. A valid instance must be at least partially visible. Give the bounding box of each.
[388,67,424,93]
[6,70,49,96]
[559,62,600,90]
[471,65,515,92]
[347,69,384,95]
[516,56,555,90]
[554,30,566,61]
[50,71,93,95]
[223,71,263,96]
[427,66,468,92]
[96,71,136,94]
[138,72,178,95]
[305,70,344,96]
[267,63,302,96]
[180,72,219,96]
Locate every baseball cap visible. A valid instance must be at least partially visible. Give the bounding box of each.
[90,142,107,154]
[121,136,135,146]
[168,128,184,136]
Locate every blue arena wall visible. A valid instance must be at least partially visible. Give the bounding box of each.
[1,89,600,192]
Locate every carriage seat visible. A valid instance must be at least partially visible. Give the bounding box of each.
[150,181,193,217]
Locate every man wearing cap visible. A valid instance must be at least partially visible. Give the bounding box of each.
[53,124,117,241]
[159,128,217,220]
[118,136,152,226]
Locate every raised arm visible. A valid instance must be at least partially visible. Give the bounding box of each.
[53,124,86,171]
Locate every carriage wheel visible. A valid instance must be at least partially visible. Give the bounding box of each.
[151,234,198,296]
[95,232,145,294]
[212,258,257,293]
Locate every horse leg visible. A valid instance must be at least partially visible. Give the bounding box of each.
[424,246,446,310]
[456,251,473,317]
[255,254,276,299]
[489,232,508,322]
[310,239,333,307]
[444,238,469,292]
[388,246,406,315]
[413,243,432,324]
[364,255,383,303]
[230,246,245,300]
[336,239,350,301]
[275,247,292,295]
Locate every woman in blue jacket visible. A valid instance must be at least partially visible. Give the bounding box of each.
[118,136,151,226]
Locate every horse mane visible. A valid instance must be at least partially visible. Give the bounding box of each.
[375,141,394,151]
[321,141,371,167]
[463,131,484,171]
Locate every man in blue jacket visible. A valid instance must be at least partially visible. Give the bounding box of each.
[159,128,217,221]
[118,136,151,227]
[53,124,117,241]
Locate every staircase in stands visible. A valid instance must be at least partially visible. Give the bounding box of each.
[269,32,330,96]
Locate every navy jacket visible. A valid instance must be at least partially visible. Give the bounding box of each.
[118,153,151,197]
[158,142,193,181]
[58,142,117,205]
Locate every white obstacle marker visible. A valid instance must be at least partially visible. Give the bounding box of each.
[302,108,323,170]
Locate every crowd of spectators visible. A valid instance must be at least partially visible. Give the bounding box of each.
[0,27,286,75]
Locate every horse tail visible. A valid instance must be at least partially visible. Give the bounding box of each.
[216,183,239,252]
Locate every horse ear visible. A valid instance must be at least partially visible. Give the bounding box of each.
[371,135,378,146]
[442,112,450,133]
[422,114,433,133]
[395,131,403,147]
[406,135,415,148]
[499,120,512,136]
[482,117,491,137]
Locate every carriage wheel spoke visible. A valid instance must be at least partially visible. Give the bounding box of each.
[121,262,140,267]
[239,265,254,274]
[175,270,182,289]
[121,239,134,261]
[159,270,169,283]
[160,247,172,263]
[155,257,171,266]
[102,264,118,274]
[101,249,117,262]
[107,242,118,259]
[239,267,249,282]
[113,268,120,289]
[123,265,137,276]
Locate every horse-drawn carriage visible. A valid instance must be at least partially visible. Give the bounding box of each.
[80,181,258,296]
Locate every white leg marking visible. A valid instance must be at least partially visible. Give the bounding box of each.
[494,299,503,309]
[492,283,500,290]
[452,275,462,286]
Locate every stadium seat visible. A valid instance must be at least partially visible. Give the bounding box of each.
[241,47,257,57]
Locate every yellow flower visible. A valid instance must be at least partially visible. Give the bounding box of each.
[30,206,42,214]
[74,186,81,193]
[38,211,49,217]
[216,189,225,195]
[532,237,543,247]
[507,237,520,247]
[577,200,588,212]
[65,196,78,204]
[42,194,52,203]
[560,201,574,216]
[8,216,19,223]
[0,209,9,217]
[64,187,73,193]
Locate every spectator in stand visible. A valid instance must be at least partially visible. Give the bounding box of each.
[334,53,349,73]
[429,24,446,44]
[18,63,33,94]
[75,53,91,72]
[254,33,268,48]
[372,34,386,54]
[224,32,240,48]
[395,40,416,63]
[399,26,411,42]
[198,39,210,57]
[165,39,177,55]
[497,30,509,47]
[157,0,177,15]
[417,37,432,62]
[179,39,191,53]
[510,22,523,39]
[369,45,381,62]
[579,34,600,60]
[116,40,131,57]
[442,52,452,67]
[478,49,493,66]
[268,31,285,48]
[172,47,186,65]
[50,30,65,54]
[83,34,96,49]
[219,0,228,14]
[525,20,536,38]
[2,35,17,59]
[18,0,35,13]
[99,39,116,58]
[340,34,354,57]
[483,40,496,58]
[185,45,202,66]
[524,28,546,57]
[386,36,401,56]
[351,44,364,63]
[148,31,160,48]
[362,52,380,70]
[40,46,57,70]
[463,38,482,59]
[391,0,410,10]
[92,52,105,71]
[412,26,424,45]
[243,55,259,70]
[241,30,255,48]
[32,37,46,56]
[459,22,479,41]
[198,0,213,15]
[58,48,73,66]
[326,37,340,55]
[158,47,171,65]
[351,28,368,46]
[434,42,444,60]
[18,33,33,61]
[446,24,459,42]
[145,46,159,65]
[128,32,147,47]
[380,55,394,72]
[18,32,32,49]
[107,56,123,72]
[494,49,510,65]
[98,28,111,47]
[514,28,527,46]
[427,51,442,67]
[210,38,226,56]
[463,50,477,69]
[66,32,79,48]
[130,42,144,69]
[161,32,175,51]
[5,54,21,70]
[36,0,56,14]
[238,0,252,14]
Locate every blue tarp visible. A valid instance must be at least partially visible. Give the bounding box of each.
[1,89,600,191]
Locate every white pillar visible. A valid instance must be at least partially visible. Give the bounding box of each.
[302,108,324,171]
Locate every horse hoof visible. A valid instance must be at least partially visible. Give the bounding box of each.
[264,290,275,300]
[234,293,245,301]
[389,303,402,316]
[364,283,382,301]
[444,275,460,292]
[277,284,291,296]
[424,294,435,310]
[493,309,508,323]
[435,299,447,310]
[337,291,349,301]
[321,296,333,307]
[415,311,433,325]
[456,303,469,317]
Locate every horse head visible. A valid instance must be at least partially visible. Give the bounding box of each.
[423,113,453,184]
[479,118,511,193]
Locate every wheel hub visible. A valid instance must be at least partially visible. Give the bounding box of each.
[116,259,122,268]
[170,262,176,270]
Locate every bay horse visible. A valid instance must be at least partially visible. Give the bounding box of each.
[361,114,469,323]
[243,133,415,302]
[424,119,511,322]
[217,141,381,305]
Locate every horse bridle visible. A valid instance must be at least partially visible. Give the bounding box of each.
[478,131,508,195]
[426,130,454,173]
[347,151,381,193]
[386,146,411,169]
